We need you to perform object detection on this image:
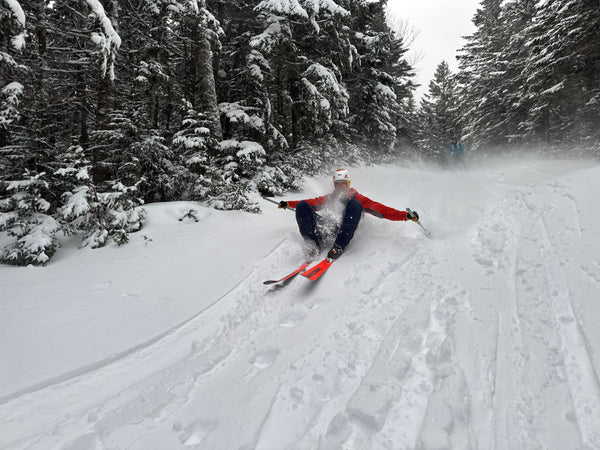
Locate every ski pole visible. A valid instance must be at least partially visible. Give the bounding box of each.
[406,208,431,237]
[262,196,295,211]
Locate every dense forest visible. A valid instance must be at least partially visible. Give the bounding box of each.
[1,0,599,265]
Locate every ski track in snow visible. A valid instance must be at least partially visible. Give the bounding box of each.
[1,160,600,449]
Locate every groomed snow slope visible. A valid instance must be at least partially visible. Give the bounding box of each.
[2,157,600,449]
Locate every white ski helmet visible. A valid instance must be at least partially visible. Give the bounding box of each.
[333,168,351,188]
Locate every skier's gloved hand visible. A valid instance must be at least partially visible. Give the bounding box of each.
[278,201,289,209]
[406,210,419,222]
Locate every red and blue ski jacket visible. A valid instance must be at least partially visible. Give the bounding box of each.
[287,188,410,221]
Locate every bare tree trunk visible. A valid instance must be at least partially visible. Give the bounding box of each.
[195,24,222,140]
[93,0,119,183]
[34,0,47,55]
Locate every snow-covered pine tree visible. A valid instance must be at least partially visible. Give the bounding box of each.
[0,1,62,264]
[172,99,220,201]
[0,13,25,215]
[215,38,272,203]
[68,2,147,246]
[297,62,349,140]
[0,0,24,173]
[457,0,600,155]
[341,0,414,155]
[457,0,508,150]
[54,145,94,232]
[1,0,134,256]
[54,144,145,249]
[489,0,537,147]
[1,0,55,181]
[252,0,350,149]
[0,0,26,149]
[117,0,179,133]
[457,0,536,149]
[521,0,600,153]
[211,1,302,197]
[128,130,175,202]
[396,94,419,158]
[211,139,263,212]
[86,180,145,248]
[416,61,460,162]
[212,1,280,147]
[176,0,223,140]
[0,171,59,265]
[0,81,23,146]
[166,1,258,211]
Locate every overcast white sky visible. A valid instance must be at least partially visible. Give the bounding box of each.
[386,0,481,99]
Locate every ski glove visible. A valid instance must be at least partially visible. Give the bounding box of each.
[406,210,419,221]
[278,201,289,209]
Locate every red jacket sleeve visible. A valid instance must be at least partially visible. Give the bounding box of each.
[354,193,408,221]
[287,195,329,209]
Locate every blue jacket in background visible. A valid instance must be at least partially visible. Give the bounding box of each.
[447,142,464,155]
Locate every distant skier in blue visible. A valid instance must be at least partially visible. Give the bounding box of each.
[447,139,466,168]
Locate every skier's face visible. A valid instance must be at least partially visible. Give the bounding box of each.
[333,181,349,191]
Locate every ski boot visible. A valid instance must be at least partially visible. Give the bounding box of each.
[327,243,344,261]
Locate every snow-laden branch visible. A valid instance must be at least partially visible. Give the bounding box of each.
[256,0,348,19]
[256,0,309,18]
[4,0,25,26]
[303,0,348,17]
[0,81,24,128]
[84,0,121,79]
[255,0,348,33]
[4,0,27,50]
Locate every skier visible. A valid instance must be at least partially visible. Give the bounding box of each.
[277,169,419,261]
[447,139,466,167]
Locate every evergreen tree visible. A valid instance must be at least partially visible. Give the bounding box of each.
[251,0,351,150]
[212,1,283,152]
[457,0,599,155]
[457,0,536,149]
[0,0,26,149]
[341,0,415,154]
[522,0,600,152]
[494,0,537,145]
[397,94,419,156]
[172,99,219,201]
[417,61,460,161]
[0,0,148,263]
[456,0,507,150]
[55,145,145,248]
[177,0,223,139]
[297,62,349,140]
[54,145,95,234]
[0,171,59,265]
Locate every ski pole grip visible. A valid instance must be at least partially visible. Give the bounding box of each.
[262,196,294,211]
[406,207,430,237]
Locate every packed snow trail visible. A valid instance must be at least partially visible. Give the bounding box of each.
[1,158,600,449]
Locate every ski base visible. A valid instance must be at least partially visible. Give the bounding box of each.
[263,262,311,285]
[301,258,333,281]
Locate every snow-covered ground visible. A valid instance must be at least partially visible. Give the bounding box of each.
[2,157,600,449]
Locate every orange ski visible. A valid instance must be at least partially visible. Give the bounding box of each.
[301,259,333,281]
[263,262,311,285]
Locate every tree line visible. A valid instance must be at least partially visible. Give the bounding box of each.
[416,0,600,161]
[1,0,598,265]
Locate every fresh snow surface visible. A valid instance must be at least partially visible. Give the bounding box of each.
[2,157,600,449]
